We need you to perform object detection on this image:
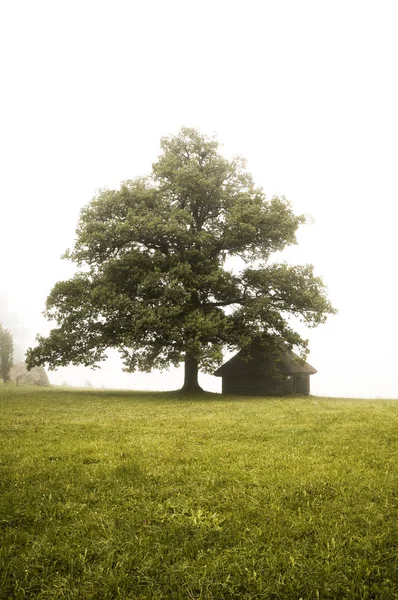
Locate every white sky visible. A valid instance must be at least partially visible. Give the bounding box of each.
[1,0,397,397]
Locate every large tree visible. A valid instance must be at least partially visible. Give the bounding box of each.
[26,128,335,392]
[0,324,13,383]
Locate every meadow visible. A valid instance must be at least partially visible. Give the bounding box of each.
[0,385,397,599]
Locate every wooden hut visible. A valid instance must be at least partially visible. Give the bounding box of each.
[214,346,317,396]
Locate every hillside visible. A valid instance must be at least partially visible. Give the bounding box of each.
[1,386,397,599]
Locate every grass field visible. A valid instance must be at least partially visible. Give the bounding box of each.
[1,385,398,599]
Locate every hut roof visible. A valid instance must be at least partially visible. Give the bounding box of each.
[214,347,317,377]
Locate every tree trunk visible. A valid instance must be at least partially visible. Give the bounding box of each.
[181,353,204,393]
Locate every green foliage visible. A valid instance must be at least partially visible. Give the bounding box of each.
[26,128,335,385]
[1,386,398,599]
[0,323,13,383]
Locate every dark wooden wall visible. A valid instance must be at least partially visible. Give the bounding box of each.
[293,374,310,395]
[222,373,311,396]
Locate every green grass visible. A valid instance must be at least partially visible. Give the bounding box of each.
[1,385,398,599]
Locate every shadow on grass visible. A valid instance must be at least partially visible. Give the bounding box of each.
[14,385,224,402]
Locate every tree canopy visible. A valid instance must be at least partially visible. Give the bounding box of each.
[26,127,336,391]
[0,323,13,383]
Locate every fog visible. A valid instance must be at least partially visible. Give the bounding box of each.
[1,1,397,397]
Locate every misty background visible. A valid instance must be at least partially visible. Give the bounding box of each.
[1,0,397,397]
